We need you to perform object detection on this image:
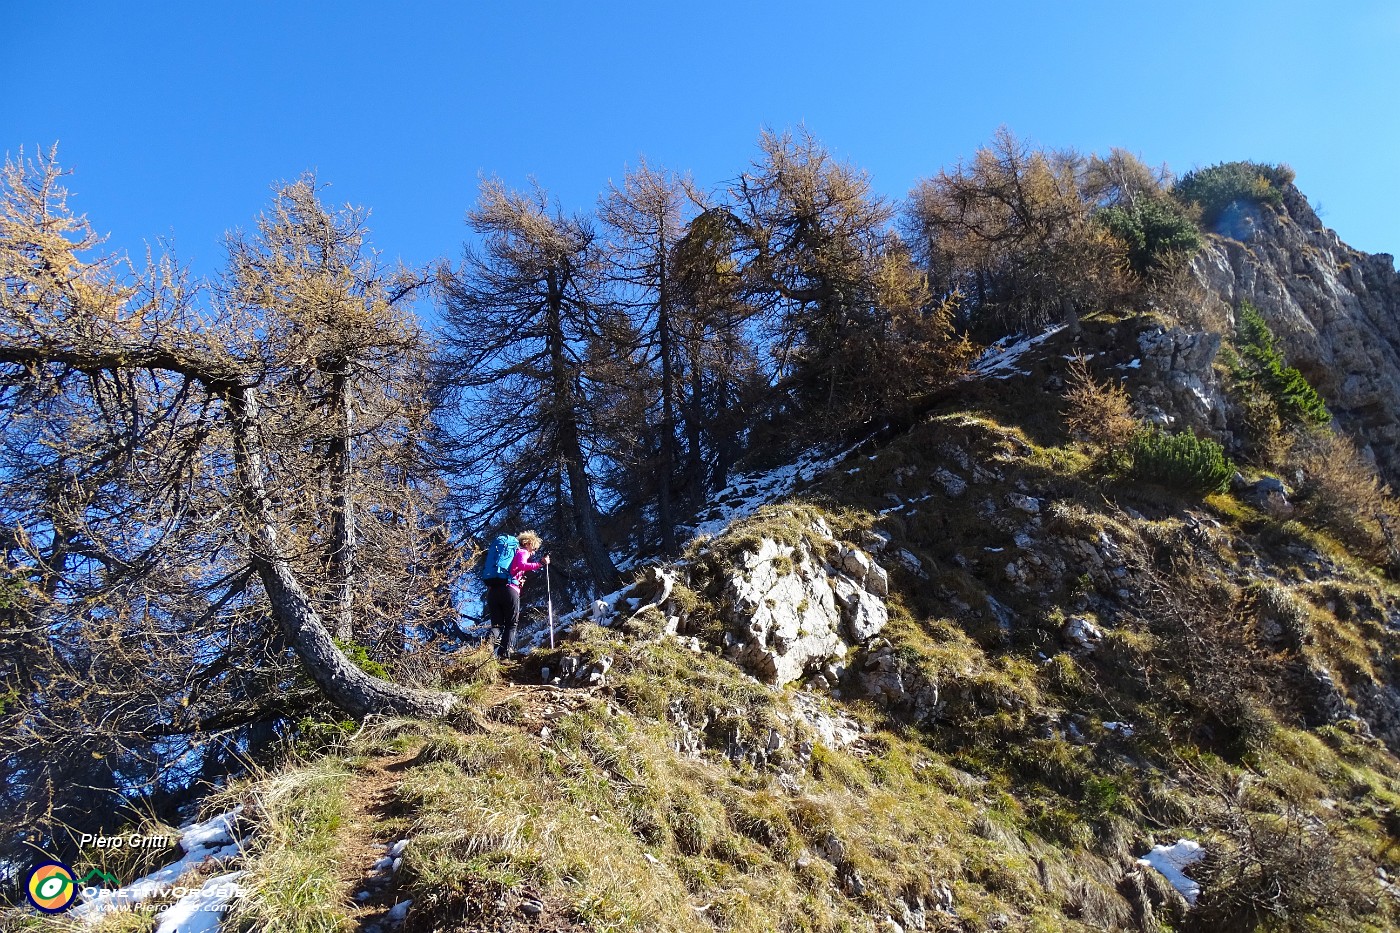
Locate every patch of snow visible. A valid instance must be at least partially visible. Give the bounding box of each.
[72,808,244,921]
[386,900,413,922]
[179,807,242,854]
[1125,358,1142,369]
[1137,839,1205,905]
[1103,721,1135,738]
[388,839,409,857]
[690,445,860,540]
[153,871,245,933]
[969,325,1067,380]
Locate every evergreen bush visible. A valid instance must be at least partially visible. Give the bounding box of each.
[1233,300,1330,427]
[1095,195,1202,277]
[1172,161,1295,227]
[1128,428,1234,494]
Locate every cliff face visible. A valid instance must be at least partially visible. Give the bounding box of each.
[1190,187,1400,482]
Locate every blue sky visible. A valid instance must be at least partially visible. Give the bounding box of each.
[4,1,1397,287]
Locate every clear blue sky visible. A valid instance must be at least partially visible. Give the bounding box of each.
[4,1,1397,287]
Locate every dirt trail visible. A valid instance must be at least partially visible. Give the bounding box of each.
[334,678,607,930]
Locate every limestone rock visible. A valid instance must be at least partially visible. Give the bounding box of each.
[832,574,889,643]
[852,639,942,723]
[839,545,872,582]
[1063,616,1104,654]
[933,468,967,498]
[1189,188,1400,483]
[1006,493,1041,514]
[716,533,891,687]
[1134,326,1227,436]
[866,562,890,598]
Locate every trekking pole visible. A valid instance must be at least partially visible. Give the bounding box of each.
[546,561,555,649]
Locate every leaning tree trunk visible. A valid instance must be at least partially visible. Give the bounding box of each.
[229,386,456,720]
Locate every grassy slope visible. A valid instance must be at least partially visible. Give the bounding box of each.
[61,318,1400,933]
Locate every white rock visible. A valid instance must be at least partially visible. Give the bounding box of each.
[933,468,967,498]
[1006,493,1041,514]
[841,546,872,581]
[865,562,889,598]
[1063,616,1103,652]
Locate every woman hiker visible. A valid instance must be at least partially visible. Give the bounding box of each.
[483,530,549,659]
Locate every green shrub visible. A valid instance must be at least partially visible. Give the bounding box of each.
[1232,300,1330,427]
[1128,428,1234,494]
[334,639,389,679]
[1095,195,1202,277]
[1172,161,1295,228]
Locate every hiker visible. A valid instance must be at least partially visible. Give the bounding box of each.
[481,530,549,659]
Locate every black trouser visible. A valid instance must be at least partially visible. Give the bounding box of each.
[484,580,520,658]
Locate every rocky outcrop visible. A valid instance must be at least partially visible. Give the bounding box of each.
[849,637,943,723]
[555,519,890,689]
[716,531,890,686]
[1189,187,1400,482]
[1134,326,1228,437]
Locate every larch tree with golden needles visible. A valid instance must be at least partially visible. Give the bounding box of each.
[436,179,621,593]
[0,153,460,866]
[905,128,1129,337]
[716,129,970,435]
[598,161,702,555]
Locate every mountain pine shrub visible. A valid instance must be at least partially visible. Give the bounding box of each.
[1232,300,1330,428]
[1172,161,1295,228]
[1095,194,1202,278]
[1127,428,1234,494]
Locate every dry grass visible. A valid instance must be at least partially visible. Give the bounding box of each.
[1292,430,1400,571]
[221,760,355,933]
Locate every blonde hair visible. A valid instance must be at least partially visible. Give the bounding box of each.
[517,530,542,552]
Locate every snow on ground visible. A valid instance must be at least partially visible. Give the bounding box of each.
[177,809,241,854]
[690,446,859,540]
[71,807,245,927]
[969,325,1067,380]
[1137,838,1205,905]
[152,872,245,933]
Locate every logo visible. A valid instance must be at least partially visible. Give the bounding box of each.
[77,868,122,888]
[25,861,78,913]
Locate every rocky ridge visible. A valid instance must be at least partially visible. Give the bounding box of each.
[1188,187,1400,482]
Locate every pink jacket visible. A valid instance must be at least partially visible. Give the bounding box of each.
[507,548,542,592]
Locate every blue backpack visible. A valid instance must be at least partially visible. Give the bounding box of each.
[481,534,518,582]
